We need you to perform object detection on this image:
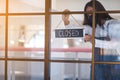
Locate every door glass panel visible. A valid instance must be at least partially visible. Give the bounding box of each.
[51,14,92,61]
[8,61,44,80]
[98,0,120,10]
[8,16,45,59]
[94,64,120,80]
[0,16,5,58]
[9,0,45,13]
[51,62,91,80]
[51,0,91,12]
[0,0,6,13]
[94,13,120,62]
[0,61,4,80]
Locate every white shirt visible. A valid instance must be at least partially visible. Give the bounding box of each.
[65,19,120,50]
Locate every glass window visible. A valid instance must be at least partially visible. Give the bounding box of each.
[94,13,120,62]
[0,16,5,58]
[9,0,45,13]
[0,61,4,80]
[50,14,92,61]
[94,64,120,80]
[8,16,45,59]
[8,61,44,80]
[51,62,91,80]
[0,0,6,13]
[98,0,120,10]
[1,0,120,80]
[51,0,91,12]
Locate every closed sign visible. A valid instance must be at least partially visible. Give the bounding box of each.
[55,28,84,38]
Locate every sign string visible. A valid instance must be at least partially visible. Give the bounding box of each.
[55,14,82,29]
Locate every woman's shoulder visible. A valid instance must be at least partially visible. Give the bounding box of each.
[105,19,120,32]
[104,19,120,28]
[106,19,120,24]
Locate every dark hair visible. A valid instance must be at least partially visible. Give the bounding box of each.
[83,0,113,27]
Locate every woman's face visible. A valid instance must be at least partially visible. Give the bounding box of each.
[86,6,93,12]
[86,6,93,16]
[85,6,94,26]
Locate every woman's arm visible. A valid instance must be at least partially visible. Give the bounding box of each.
[84,25,92,42]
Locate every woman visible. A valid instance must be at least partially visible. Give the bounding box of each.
[62,0,120,80]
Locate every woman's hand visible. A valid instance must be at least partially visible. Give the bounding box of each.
[84,34,92,42]
[62,9,70,25]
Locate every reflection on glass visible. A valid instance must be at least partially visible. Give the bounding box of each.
[51,14,92,60]
[8,16,45,59]
[9,0,45,13]
[8,61,44,80]
[0,17,5,58]
[95,64,120,80]
[51,63,91,80]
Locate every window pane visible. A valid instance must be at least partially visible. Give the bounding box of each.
[94,13,120,62]
[0,16,5,58]
[8,61,44,80]
[0,61,4,80]
[50,14,92,61]
[0,0,6,13]
[9,0,45,13]
[94,64,120,80]
[51,0,91,12]
[8,16,45,59]
[51,62,91,80]
[98,0,120,10]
